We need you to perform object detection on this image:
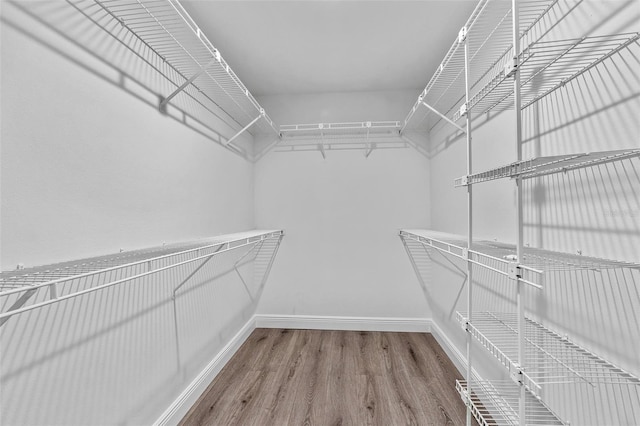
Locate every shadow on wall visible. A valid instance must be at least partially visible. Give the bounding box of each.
[1,0,254,158]
[0,239,281,425]
[401,238,467,326]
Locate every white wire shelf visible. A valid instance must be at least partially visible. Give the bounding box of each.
[400,229,544,289]
[402,0,559,134]
[454,148,640,186]
[457,311,640,393]
[400,229,639,278]
[92,0,279,139]
[276,121,405,156]
[402,0,638,136]
[0,230,284,322]
[456,380,566,426]
[452,32,640,123]
[280,121,402,141]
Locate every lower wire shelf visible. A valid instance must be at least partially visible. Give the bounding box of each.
[456,380,566,426]
[457,312,640,394]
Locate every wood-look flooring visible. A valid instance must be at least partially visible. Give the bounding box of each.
[180,329,472,426]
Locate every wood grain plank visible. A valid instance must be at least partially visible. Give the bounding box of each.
[180,329,475,426]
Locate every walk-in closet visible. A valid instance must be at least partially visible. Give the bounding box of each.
[1,0,639,424]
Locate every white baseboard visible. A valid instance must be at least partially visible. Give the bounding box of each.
[254,314,432,333]
[154,317,257,426]
[429,319,467,375]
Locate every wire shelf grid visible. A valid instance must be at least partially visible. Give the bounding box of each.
[456,380,566,425]
[280,121,401,141]
[0,230,284,321]
[400,229,639,277]
[403,2,638,136]
[454,149,640,186]
[400,229,544,289]
[402,0,559,134]
[93,0,278,137]
[457,311,640,390]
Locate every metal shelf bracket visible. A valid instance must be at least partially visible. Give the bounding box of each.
[224,108,265,146]
[420,99,466,133]
[319,123,326,159]
[159,57,218,113]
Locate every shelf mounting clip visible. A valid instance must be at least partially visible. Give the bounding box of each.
[456,175,470,187]
[503,56,518,78]
[508,261,523,280]
[510,362,524,385]
[458,26,467,43]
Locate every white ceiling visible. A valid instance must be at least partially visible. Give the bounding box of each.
[181,1,477,96]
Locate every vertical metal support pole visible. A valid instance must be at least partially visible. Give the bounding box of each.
[463,28,474,426]
[512,1,526,424]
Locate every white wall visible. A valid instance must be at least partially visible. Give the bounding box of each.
[1,3,261,425]
[424,1,640,424]
[254,91,432,320]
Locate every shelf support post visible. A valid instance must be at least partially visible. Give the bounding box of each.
[461,23,474,426]
[511,0,526,424]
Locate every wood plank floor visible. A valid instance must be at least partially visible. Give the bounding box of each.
[180,329,473,426]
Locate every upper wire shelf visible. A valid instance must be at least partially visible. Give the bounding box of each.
[454,148,640,186]
[280,121,401,140]
[452,32,640,123]
[457,311,640,393]
[402,0,559,135]
[456,379,566,426]
[0,230,284,322]
[402,0,638,136]
[93,0,279,139]
[276,121,406,156]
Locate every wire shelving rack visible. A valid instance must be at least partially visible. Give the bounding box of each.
[399,0,639,422]
[277,121,408,157]
[63,0,280,153]
[401,0,638,137]
[453,149,640,186]
[402,0,561,135]
[456,312,640,395]
[0,230,284,324]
